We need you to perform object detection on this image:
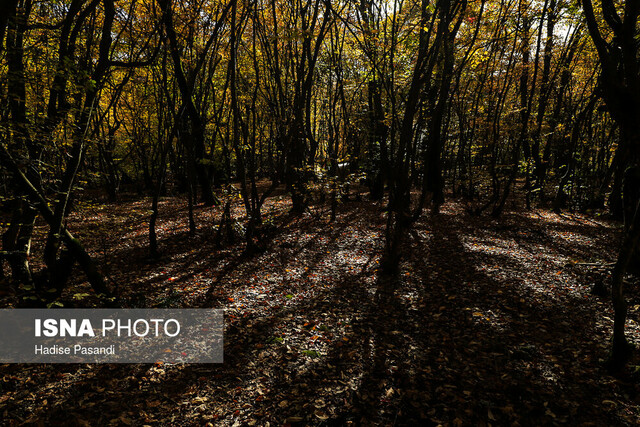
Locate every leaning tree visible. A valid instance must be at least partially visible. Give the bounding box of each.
[581,0,640,369]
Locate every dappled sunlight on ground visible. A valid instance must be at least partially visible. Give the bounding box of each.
[1,190,639,425]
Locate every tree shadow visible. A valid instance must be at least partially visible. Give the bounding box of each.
[1,200,635,426]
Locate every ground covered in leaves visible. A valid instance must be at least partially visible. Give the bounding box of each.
[2,187,640,426]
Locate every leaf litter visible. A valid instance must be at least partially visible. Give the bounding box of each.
[1,187,640,425]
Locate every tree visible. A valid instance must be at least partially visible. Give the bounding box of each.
[581,0,640,369]
[1,0,120,298]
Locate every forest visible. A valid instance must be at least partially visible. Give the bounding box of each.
[1,0,640,424]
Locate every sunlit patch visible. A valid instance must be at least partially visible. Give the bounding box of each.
[468,307,506,330]
[461,236,516,256]
[459,232,591,302]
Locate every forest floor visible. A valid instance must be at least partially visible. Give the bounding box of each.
[2,185,640,426]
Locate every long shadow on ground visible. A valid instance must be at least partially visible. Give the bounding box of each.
[1,197,637,426]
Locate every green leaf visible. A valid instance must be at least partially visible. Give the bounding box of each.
[47,301,64,308]
[73,293,91,300]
